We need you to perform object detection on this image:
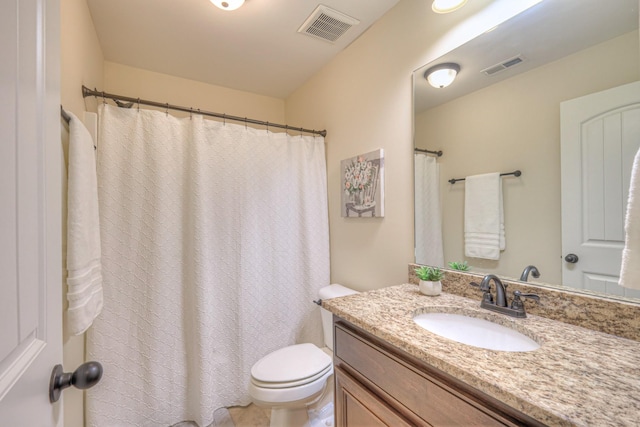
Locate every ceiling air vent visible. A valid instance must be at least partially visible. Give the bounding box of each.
[481,55,525,76]
[298,5,360,43]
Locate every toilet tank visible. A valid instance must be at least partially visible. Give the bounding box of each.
[318,284,359,351]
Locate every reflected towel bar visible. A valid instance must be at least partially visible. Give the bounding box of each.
[448,170,521,184]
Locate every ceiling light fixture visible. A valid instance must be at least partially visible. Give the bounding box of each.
[432,0,468,14]
[210,0,245,11]
[424,63,460,88]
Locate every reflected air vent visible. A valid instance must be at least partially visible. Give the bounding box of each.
[481,55,525,76]
[298,5,360,43]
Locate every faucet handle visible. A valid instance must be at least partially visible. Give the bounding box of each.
[514,290,540,302]
[510,290,540,310]
[470,281,493,303]
[470,281,489,292]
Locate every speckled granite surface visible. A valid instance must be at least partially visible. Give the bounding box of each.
[408,265,640,341]
[323,284,640,427]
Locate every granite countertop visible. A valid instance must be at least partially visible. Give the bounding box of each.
[323,283,640,427]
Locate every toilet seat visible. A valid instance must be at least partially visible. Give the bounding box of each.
[249,366,333,405]
[251,364,332,389]
[249,343,334,405]
[251,343,331,386]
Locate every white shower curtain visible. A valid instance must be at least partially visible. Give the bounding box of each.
[414,154,444,267]
[87,104,330,427]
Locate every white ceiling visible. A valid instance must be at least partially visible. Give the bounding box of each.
[86,0,400,99]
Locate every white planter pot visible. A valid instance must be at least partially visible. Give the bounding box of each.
[419,280,442,296]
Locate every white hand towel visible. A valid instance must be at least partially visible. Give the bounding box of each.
[464,173,505,260]
[66,111,103,335]
[620,148,640,289]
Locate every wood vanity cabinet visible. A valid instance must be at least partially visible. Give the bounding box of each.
[333,318,546,427]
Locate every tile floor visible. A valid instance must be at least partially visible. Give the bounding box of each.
[227,404,271,427]
[170,404,269,427]
[226,375,334,427]
[174,375,334,427]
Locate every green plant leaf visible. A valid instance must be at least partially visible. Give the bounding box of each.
[447,261,470,271]
[415,266,444,281]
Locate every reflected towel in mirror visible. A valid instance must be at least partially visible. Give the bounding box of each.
[620,148,640,290]
[464,173,505,260]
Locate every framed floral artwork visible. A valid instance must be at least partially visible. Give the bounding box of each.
[341,149,385,217]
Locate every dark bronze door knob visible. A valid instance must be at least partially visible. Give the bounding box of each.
[49,361,103,403]
[564,253,579,263]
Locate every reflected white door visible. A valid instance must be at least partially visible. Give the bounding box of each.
[561,81,640,298]
[0,0,63,425]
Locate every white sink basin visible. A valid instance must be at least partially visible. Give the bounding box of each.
[413,312,540,352]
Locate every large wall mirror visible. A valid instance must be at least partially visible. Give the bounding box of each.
[413,0,640,301]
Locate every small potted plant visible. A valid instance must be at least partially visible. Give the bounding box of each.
[414,266,444,296]
[448,261,470,271]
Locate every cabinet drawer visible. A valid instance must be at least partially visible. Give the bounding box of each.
[334,322,513,426]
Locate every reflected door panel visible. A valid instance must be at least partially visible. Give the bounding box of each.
[561,81,640,298]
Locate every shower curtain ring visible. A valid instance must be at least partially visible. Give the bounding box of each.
[190,107,193,120]
[165,103,169,117]
[223,113,226,126]
[244,118,247,130]
[102,91,106,104]
[266,121,269,133]
[137,98,140,112]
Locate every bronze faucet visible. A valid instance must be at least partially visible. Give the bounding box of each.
[471,274,540,318]
[519,265,540,282]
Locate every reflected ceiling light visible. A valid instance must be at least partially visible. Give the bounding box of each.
[424,63,460,89]
[210,0,245,11]
[432,0,468,14]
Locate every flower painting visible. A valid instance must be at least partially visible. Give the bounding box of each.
[341,149,385,217]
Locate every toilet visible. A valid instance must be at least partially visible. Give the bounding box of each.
[248,284,358,427]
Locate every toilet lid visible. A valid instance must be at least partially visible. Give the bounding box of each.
[251,343,332,384]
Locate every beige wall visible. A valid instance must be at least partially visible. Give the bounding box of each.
[60,0,104,425]
[102,62,285,124]
[61,0,104,116]
[284,0,540,291]
[415,31,639,284]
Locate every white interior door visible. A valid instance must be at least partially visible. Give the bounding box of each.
[0,0,63,425]
[561,81,640,298]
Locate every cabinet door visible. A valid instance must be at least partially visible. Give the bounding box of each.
[334,321,540,427]
[335,367,416,427]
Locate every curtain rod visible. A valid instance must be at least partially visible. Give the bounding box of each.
[448,170,522,184]
[414,147,443,157]
[82,86,327,137]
